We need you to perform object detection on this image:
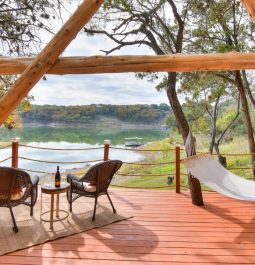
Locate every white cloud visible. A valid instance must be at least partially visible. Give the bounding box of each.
[29,3,169,106]
[31,73,168,105]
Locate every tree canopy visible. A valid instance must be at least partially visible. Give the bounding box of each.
[22,103,170,124]
[0,0,70,129]
[0,0,70,56]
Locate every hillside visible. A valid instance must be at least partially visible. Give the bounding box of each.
[22,104,171,128]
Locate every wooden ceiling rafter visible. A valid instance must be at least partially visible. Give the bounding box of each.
[1,52,255,74]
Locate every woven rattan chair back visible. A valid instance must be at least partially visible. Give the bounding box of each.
[0,167,31,200]
[83,160,122,194]
[0,167,39,233]
[0,167,16,200]
[67,160,122,220]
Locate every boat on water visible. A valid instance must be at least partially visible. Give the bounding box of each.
[124,137,144,147]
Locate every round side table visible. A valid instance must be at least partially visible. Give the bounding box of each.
[40,182,70,230]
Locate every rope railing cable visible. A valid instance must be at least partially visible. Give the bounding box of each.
[110,184,175,189]
[19,144,103,151]
[116,172,174,177]
[19,168,88,175]
[0,157,11,164]
[228,166,255,170]
[201,188,214,192]
[180,184,213,192]
[122,161,175,165]
[110,146,176,152]
[18,156,103,164]
[0,144,11,150]
[19,168,55,174]
[212,152,255,156]
[180,184,189,188]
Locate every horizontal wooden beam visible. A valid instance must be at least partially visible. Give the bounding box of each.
[0,0,103,126]
[1,52,255,74]
[241,0,255,21]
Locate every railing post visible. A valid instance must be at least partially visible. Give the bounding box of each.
[11,137,19,168]
[104,139,111,161]
[175,144,180,193]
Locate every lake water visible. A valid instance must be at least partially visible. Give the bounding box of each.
[0,126,168,176]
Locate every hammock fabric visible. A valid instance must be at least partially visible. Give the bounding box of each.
[183,153,255,201]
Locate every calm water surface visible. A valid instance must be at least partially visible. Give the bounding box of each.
[0,126,168,176]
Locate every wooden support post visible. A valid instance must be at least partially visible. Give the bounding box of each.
[11,138,19,168]
[0,0,103,126]
[185,132,204,206]
[241,0,255,21]
[175,144,181,193]
[104,139,110,161]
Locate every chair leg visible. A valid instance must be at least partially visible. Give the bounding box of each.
[9,207,18,233]
[30,191,34,216]
[92,196,98,221]
[30,205,33,216]
[69,200,72,212]
[106,192,116,213]
[67,189,72,212]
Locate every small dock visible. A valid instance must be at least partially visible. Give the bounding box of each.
[125,137,143,147]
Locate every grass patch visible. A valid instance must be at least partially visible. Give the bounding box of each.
[114,134,254,189]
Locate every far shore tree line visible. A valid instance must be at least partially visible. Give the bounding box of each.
[1,0,255,177]
[22,104,170,123]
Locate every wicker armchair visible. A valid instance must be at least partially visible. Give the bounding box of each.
[67,160,122,221]
[0,167,39,233]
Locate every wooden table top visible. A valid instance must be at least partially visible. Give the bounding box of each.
[41,182,70,195]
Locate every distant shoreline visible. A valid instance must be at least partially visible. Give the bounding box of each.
[23,120,167,130]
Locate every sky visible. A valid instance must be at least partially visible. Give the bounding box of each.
[29,4,169,106]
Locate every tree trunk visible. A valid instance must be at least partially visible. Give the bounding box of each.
[241,70,255,109]
[209,112,217,153]
[235,70,255,179]
[167,72,190,141]
[167,72,203,205]
[209,97,220,153]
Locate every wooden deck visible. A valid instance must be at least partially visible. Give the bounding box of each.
[1,188,255,264]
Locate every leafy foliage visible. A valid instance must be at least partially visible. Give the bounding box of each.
[0,76,32,129]
[0,0,70,56]
[0,0,70,129]
[22,104,171,123]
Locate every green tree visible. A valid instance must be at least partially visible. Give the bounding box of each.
[0,0,69,56]
[84,0,191,141]
[187,0,255,174]
[0,0,70,129]
[181,72,240,155]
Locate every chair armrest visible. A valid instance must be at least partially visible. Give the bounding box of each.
[31,175,40,186]
[67,173,80,183]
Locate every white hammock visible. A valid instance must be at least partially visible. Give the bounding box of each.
[183,153,255,201]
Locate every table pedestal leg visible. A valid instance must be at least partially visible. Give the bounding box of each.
[50,194,54,230]
[56,194,59,218]
[40,192,42,223]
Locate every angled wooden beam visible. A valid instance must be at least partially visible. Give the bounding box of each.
[1,52,255,74]
[241,0,255,21]
[0,0,103,125]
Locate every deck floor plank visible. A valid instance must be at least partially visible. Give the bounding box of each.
[1,189,255,264]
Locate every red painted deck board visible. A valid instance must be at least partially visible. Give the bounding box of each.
[2,189,255,264]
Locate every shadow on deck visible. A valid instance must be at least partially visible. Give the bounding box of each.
[1,189,255,264]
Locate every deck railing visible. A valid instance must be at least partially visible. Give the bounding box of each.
[0,138,254,192]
